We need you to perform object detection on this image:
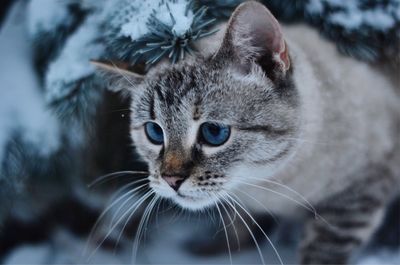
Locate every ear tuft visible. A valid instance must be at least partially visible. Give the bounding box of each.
[90,60,145,93]
[216,1,290,79]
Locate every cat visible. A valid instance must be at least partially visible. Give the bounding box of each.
[93,1,400,264]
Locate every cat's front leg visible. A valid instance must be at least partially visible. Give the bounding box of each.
[299,169,395,264]
[299,206,385,264]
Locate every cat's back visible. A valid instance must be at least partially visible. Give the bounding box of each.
[283,24,400,195]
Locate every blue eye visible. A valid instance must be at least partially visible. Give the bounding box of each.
[145,122,164,145]
[200,122,230,146]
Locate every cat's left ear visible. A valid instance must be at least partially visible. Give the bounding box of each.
[215,1,290,80]
[90,60,145,93]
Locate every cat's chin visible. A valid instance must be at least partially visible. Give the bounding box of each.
[150,182,216,211]
[172,194,215,211]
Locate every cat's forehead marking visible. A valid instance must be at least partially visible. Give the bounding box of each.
[149,89,156,120]
[192,96,203,121]
[151,64,209,116]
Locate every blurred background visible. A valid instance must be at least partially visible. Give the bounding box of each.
[0,0,399,264]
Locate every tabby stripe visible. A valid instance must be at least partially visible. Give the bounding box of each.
[253,142,293,164]
[302,252,347,265]
[330,219,369,229]
[149,91,155,120]
[302,244,351,264]
[192,96,202,121]
[314,224,363,246]
[237,125,291,137]
[320,198,382,215]
[153,83,164,102]
[179,72,196,99]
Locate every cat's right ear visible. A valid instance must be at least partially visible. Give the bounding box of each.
[90,60,145,94]
[214,1,290,80]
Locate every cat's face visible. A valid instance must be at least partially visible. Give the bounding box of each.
[130,61,298,210]
[96,2,300,210]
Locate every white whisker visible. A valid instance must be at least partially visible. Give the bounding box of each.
[237,180,314,214]
[279,137,334,146]
[220,196,266,265]
[112,188,154,251]
[245,176,317,218]
[110,61,138,88]
[131,195,159,263]
[87,190,154,261]
[154,198,163,229]
[108,184,148,230]
[219,200,241,252]
[236,189,279,224]
[237,179,333,228]
[84,181,148,256]
[142,195,159,243]
[88,171,148,188]
[225,193,284,265]
[215,201,233,265]
[108,179,148,203]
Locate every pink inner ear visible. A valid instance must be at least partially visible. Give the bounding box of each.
[277,41,290,71]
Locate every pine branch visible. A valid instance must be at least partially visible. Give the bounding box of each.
[105,0,218,66]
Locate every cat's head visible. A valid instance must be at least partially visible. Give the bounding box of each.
[95,1,300,210]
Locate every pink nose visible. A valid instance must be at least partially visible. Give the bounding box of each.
[162,175,186,191]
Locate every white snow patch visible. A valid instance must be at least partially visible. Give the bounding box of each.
[0,1,60,165]
[306,0,324,14]
[4,244,51,264]
[325,0,358,9]
[27,0,72,34]
[45,14,104,102]
[363,8,395,30]
[394,5,400,20]
[110,0,194,41]
[328,5,396,30]
[358,249,400,265]
[329,11,363,29]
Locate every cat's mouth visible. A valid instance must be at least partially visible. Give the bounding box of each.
[173,192,216,210]
[149,177,220,210]
[176,191,207,201]
[176,192,193,199]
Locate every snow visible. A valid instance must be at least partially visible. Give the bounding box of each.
[27,0,72,34]
[358,250,400,265]
[329,11,364,30]
[363,8,396,30]
[5,245,50,264]
[45,14,104,103]
[394,5,400,20]
[43,0,195,104]
[0,1,60,165]
[329,7,395,31]
[324,0,357,9]
[306,0,324,14]
[109,0,194,41]
[306,0,398,31]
